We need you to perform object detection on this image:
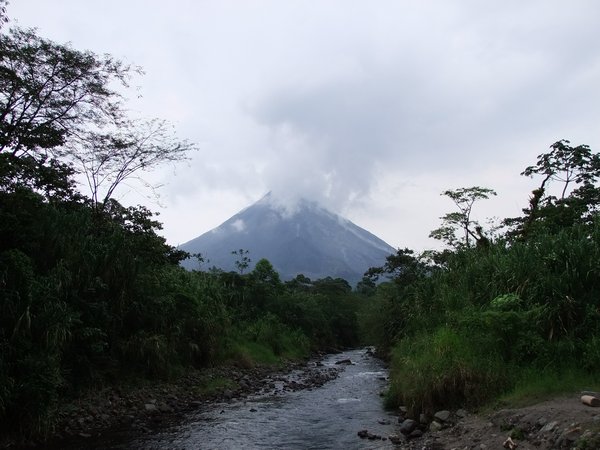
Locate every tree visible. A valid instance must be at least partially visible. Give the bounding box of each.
[0,27,132,157]
[0,1,8,29]
[429,187,496,248]
[355,276,376,296]
[284,274,313,292]
[251,258,281,286]
[63,119,194,211]
[249,258,282,306]
[522,140,600,200]
[313,277,352,296]
[191,252,209,271]
[513,140,600,238]
[0,27,194,208]
[365,248,430,286]
[231,248,251,274]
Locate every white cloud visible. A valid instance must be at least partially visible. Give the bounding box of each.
[231,219,246,233]
[8,0,600,249]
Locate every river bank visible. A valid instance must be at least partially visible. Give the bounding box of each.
[382,395,600,449]
[9,349,600,450]
[4,354,340,449]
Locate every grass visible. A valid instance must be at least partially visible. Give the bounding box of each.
[385,327,510,414]
[233,341,281,366]
[193,376,238,397]
[492,368,600,409]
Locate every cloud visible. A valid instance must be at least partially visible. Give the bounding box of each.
[231,219,246,233]
[239,0,600,216]
[9,0,600,248]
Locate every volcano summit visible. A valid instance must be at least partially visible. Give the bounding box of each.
[179,194,395,285]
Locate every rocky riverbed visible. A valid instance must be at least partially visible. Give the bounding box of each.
[5,355,340,449]
[9,350,600,450]
[361,395,600,449]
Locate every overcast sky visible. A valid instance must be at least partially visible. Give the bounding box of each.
[8,1,600,251]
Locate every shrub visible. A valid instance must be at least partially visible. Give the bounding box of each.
[386,327,510,414]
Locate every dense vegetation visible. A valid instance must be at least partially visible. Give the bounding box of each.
[3,4,600,443]
[361,140,600,415]
[0,21,360,440]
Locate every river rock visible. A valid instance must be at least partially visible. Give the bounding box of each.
[400,418,417,435]
[434,410,451,422]
[540,420,559,433]
[388,434,404,444]
[357,429,369,438]
[409,429,423,439]
[158,402,173,413]
[557,426,583,446]
[429,421,443,432]
[335,359,352,365]
[144,403,158,412]
[419,413,428,424]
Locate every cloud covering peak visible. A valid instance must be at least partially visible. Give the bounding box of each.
[10,0,600,249]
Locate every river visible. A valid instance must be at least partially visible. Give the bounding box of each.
[64,348,397,449]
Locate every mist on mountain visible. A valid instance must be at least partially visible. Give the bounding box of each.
[179,193,395,285]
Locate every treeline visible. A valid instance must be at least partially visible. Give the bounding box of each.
[361,140,600,415]
[0,21,361,439]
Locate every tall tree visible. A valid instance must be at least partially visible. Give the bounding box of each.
[62,119,193,211]
[512,140,600,238]
[0,27,132,157]
[0,27,194,206]
[231,248,251,274]
[0,1,8,29]
[429,186,496,248]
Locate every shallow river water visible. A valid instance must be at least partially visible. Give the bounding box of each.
[73,348,397,449]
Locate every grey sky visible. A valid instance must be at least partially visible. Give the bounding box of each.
[8,1,600,250]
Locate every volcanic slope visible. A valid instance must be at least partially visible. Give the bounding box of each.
[179,194,396,285]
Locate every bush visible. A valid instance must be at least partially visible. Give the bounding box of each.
[386,327,510,414]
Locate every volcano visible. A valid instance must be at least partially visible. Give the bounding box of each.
[179,194,395,285]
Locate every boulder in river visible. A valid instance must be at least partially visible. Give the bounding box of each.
[335,359,353,365]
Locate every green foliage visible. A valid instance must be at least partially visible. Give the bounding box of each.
[386,327,509,414]
[221,314,311,367]
[510,140,600,238]
[0,27,131,156]
[0,19,366,443]
[365,141,600,414]
[498,368,600,408]
[376,222,600,411]
[430,186,496,249]
[193,376,238,397]
[231,248,251,274]
[0,172,361,438]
